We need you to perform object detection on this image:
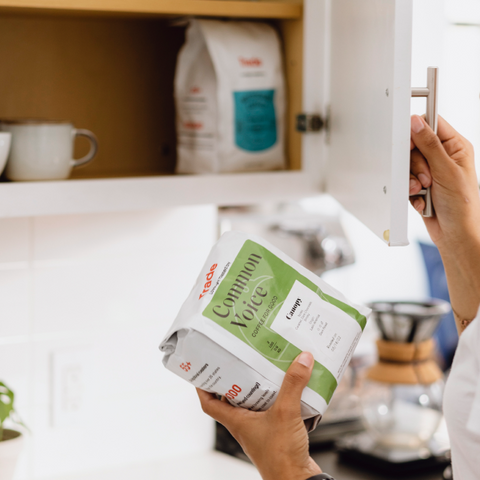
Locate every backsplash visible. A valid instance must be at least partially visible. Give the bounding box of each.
[0,206,217,479]
[0,199,433,480]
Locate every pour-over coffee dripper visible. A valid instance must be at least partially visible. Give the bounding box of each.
[370,300,451,343]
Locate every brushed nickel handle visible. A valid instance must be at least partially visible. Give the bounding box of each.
[411,66,439,218]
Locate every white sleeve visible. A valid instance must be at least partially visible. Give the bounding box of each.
[467,318,480,436]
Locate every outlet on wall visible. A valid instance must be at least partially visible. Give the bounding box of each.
[51,349,93,428]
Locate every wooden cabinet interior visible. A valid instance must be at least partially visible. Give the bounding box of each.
[0,1,304,180]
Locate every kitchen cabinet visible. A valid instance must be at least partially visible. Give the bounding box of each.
[0,0,413,246]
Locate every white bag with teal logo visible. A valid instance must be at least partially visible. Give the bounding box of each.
[160,232,371,432]
[174,19,286,174]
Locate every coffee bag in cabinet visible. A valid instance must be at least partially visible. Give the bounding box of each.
[174,20,286,174]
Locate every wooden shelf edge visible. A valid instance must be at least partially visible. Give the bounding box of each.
[0,171,318,218]
[0,0,302,19]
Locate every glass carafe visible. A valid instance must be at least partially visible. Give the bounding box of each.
[360,300,450,450]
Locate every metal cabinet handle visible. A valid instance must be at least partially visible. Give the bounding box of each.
[411,66,439,218]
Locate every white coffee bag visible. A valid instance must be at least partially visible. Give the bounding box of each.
[174,19,286,174]
[160,232,371,432]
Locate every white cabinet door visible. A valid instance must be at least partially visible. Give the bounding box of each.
[304,0,413,246]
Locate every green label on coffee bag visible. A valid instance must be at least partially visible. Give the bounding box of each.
[202,240,367,404]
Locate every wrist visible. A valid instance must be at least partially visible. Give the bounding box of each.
[305,475,335,480]
[435,202,480,251]
[436,227,480,261]
[259,467,320,480]
[258,461,321,480]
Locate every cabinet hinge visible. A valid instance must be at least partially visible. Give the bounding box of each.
[296,109,330,138]
[296,114,324,133]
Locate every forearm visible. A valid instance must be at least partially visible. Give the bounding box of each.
[438,234,480,333]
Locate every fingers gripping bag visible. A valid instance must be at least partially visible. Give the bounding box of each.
[160,232,371,432]
[174,19,286,174]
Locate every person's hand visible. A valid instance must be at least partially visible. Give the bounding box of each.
[196,352,322,480]
[409,114,480,250]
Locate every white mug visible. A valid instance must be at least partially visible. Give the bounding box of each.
[0,120,98,181]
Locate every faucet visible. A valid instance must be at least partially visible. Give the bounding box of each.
[271,221,355,276]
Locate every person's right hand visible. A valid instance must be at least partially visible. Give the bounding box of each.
[196,352,322,480]
[409,115,480,251]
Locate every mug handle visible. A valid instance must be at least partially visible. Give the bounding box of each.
[72,129,98,168]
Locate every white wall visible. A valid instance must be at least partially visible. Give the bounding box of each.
[442,1,480,173]
[411,0,480,173]
[1,206,217,479]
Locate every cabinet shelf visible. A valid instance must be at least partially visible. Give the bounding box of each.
[0,0,302,19]
[0,0,306,218]
[0,171,318,218]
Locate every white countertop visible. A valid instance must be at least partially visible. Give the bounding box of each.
[43,451,262,480]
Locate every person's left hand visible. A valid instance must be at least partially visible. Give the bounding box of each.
[196,352,322,480]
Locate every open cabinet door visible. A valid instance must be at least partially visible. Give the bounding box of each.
[307,0,413,246]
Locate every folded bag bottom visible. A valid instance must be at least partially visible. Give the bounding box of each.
[162,329,322,432]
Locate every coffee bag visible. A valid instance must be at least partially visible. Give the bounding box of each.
[174,20,286,174]
[160,232,370,432]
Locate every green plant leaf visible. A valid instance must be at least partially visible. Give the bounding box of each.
[0,382,14,424]
[0,381,28,437]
